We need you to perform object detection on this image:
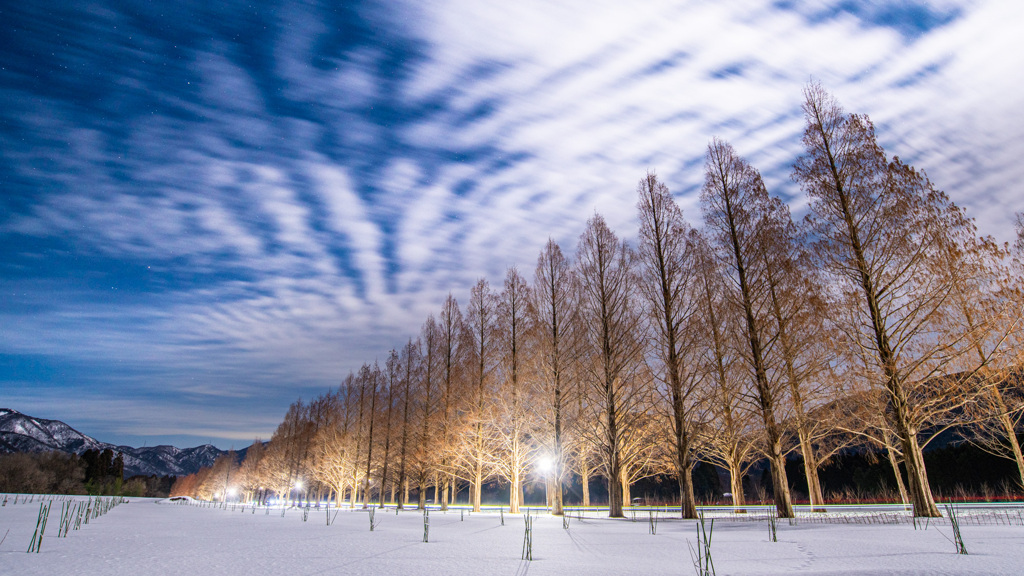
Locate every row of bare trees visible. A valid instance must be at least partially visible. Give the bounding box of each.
[174,84,1024,518]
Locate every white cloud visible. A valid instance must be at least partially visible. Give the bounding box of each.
[397,0,1022,255]
[307,160,389,304]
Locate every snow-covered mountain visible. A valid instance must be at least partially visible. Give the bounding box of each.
[0,408,228,477]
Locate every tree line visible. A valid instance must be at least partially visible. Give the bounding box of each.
[172,84,1024,518]
[0,449,174,497]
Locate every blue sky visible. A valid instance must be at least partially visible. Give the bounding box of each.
[2,0,1022,449]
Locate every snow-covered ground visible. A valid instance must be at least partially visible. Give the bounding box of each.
[2,495,1023,575]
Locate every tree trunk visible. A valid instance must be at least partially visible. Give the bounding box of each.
[582,462,591,507]
[552,451,564,516]
[898,425,940,517]
[678,463,697,518]
[728,461,746,511]
[884,443,909,505]
[990,386,1024,489]
[767,442,793,518]
[676,440,697,518]
[362,370,378,510]
[606,456,623,518]
[620,467,631,508]
[798,431,825,510]
[510,466,521,513]
[472,462,483,512]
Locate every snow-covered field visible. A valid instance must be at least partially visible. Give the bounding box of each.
[2,495,1023,575]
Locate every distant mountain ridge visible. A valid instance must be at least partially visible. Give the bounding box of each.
[0,408,233,477]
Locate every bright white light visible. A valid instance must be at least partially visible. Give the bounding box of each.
[537,456,554,474]
[227,487,237,497]
[294,481,304,490]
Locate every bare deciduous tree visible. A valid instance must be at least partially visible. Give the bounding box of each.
[416,316,440,508]
[486,266,534,513]
[360,364,381,508]
[577,214,648,518]
[531,239,580,515]
[635,170,705,518]
[796,82,1007,516]
[702,138,794,518]
[378,351,400,505]
[692,230,759,509]
[396,338,420,508]
[311,388,356,506]
[437,294,465,511]
[464,279,497,512]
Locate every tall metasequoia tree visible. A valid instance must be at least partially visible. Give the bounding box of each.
[491,267,533,513]
[305,394,333,503]
[416,316,440,509]
[577,214,647,518]
[360,363,381,509]
[349,370,369,507]
[312,387,357,506]
[378,351,400,505]
[238,438,267,504]
[795,82,999,517]
[635,170,703,519]
[204,452,239,501]
[757,202,835,511]
[702,138,794,519]
[691,230,759,509]
[531,239,579,515]
[337,373,363,505]
[396,338,420,509]
[437,294,465,511]
[464,279,497,512]
[263,400,315,503]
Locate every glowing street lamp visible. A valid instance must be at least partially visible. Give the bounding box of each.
[537,456,555,475]
[537,455,557,511]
